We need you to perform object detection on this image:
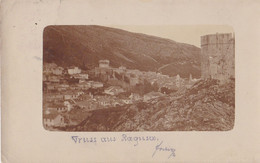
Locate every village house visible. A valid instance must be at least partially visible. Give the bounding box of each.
[80,73,89,79]
[68,66,81,75]
[79,79,86,83]
[77,99,99,110]
[72,73,89,81]
[94,68,113,81]
[107,78,131,89]
[76,91,85,96]
[45,83,62,92]
[46,84,55,91]
[91,81,104,89]
[48,75,60,83]
[98,96,111,107]
[99,60,110,68]
[113,66,127,74]
[47,104,67,113]
[43,63,57,74]
[100,101,110,107]
[64,101,73,112]
[43,74,48,81]
[52,67,64,75]
[76,93,93,101]
[43,113,66,128]
[76,100,91,109]
[57,84,69,91]
[43,68,52,74]
[44,93,63,102]
[63,92,79,100]
[68,85,80,90]
[77,82,91,90]
[76,93,95,110]
[94,60,114,79]
[104,86,125,96]
[126,69,143,76]
[94,95,115,108]
[57,87,67,92]
[118,66,126,71]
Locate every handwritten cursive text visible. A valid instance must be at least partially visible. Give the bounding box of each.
[152,141,175,159]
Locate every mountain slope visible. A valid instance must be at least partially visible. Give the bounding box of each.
[43,25,201,78]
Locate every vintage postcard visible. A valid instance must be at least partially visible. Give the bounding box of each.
[1,0,260,162]
[42,25,235,132]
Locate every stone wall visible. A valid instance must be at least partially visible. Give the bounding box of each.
[201,33,235,82]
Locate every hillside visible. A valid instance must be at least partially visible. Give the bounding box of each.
[43,25,201,78]
[66,79,235,131]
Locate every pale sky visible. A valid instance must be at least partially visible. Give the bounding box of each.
[111,25,234,47]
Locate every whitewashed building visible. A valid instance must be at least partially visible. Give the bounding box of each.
[43,114,66,128]
[68,67,81,75]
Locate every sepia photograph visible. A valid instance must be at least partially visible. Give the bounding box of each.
[0,0,260,163]
[3,0,260,162]
[42,25,235,131]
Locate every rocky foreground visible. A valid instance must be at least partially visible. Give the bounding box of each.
[66,79,235,131]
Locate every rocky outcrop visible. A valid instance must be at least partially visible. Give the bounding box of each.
[67,79,235,131]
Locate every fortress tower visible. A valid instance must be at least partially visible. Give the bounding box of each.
[99,60,110,68]
[201,33,235,82]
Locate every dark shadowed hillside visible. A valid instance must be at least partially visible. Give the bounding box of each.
[43,25,201,78]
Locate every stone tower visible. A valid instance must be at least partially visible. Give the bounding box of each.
[99,60,110,68]
[201,33,235,82]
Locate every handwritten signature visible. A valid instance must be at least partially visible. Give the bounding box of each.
[152,141,175,159]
